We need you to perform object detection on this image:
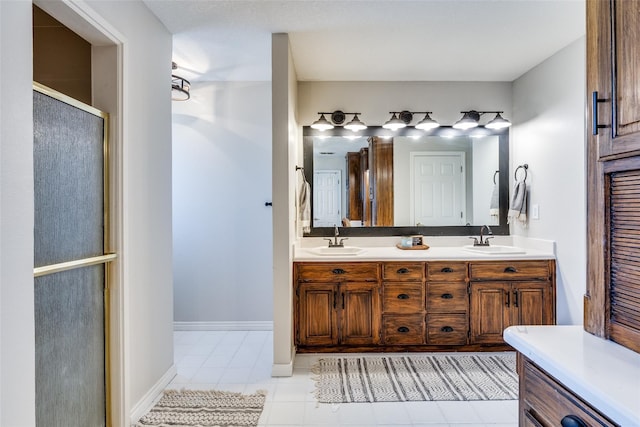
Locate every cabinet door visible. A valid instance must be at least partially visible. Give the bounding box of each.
[512,282,554,327]
[340,282,381,345]
[297,284,338,346]
[589,0,640,158]
[470,282,511,344]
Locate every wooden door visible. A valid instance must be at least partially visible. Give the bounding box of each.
[297,283,338,346]
[589,0,640,158]
[512,282,553,327]
[339,282,380,345]
[369,137,394,226]
[346,152,362,221]
[411,152,465,226]
[313,170,341,227]
[470,282,511,344]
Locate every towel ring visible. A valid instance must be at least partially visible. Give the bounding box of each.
[493,170,499,185]
[514,164,528,181]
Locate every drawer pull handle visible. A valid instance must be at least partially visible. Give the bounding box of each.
[440,326,454,333]
[332,268,346,275]
[441,293,454,299]
[441,267,454,273]
[513,290,519,308]
[397,293,410,300]
[397,326,410,333]
[397,267,410,274]
[504,266,517,273]
[333,291,337,309]
[561,415,588,427]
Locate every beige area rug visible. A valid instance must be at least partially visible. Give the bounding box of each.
[135,389,267,427]
[312,353,518,403]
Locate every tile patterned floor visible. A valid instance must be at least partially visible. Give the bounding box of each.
[170,330,519,426]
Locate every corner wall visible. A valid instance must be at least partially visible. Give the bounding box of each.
[272,33,299,375]
[511,37,586,325]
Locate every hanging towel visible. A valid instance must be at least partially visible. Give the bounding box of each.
[489,183,499,218]
[299,180,311,233]
[507,179,527,225]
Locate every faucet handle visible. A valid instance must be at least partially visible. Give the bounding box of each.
[339,237,348,246]
[468,236,479,245]
[484,236,494,245]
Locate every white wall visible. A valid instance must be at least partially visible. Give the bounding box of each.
[172,81,273,323]
[512,37,586,325]
[0,2,36,425]
[1,1,174,424]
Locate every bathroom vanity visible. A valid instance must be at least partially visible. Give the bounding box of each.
[293,243,556,352]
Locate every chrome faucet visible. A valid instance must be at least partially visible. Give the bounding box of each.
[469,225,494,246]
[325,224,348,248]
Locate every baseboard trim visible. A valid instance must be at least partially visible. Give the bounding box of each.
[129,364,177,425]
[174,321,274,331]
[271,346,296,377]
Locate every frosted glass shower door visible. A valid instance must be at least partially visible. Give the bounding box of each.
[33,85,115,427]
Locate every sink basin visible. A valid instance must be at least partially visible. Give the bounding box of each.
[463,245,526,255]
[309,246,365,256]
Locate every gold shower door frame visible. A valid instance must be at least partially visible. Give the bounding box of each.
[33,82,117,427]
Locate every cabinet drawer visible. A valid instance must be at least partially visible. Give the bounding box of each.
[470,261,550,281]
[296,262,379,282]
[382,314,425,345]
[382,262,424,281]
[383,283,424,313]
[426,314,468,345]
[427,262,468,281]
[522,359,617,427]
[427,283,468,313]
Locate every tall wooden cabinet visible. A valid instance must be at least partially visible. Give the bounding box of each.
[586,0,640,354]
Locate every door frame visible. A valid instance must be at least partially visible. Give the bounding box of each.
[409,151,466,226]
[33,2,127,425]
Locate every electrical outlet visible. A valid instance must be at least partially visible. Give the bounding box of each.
[532,204,540,220]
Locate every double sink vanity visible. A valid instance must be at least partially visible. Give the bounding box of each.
[293,236,556,352]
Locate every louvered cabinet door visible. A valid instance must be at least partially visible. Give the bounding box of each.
[608,169,640,352]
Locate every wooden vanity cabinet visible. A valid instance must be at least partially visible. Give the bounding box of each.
[469,261,555,345]
[426,262,469,345]
[381,262,426,345]
[295,262,381,347]
[518,356,617,427]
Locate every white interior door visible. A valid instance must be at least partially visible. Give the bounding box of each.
[313,170,342,227]
[410,152,466,226]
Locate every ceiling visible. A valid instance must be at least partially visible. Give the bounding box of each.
[144,0,585,83]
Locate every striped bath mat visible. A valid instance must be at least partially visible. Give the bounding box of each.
[311,353,518,403]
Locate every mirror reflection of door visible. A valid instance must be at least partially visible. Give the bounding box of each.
[410,152,466,226]
[313,170,342,227]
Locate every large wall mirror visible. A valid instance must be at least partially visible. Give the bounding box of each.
[302,126,509,237]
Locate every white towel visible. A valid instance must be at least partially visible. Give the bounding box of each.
[507,179,527,225]
[299,181,311,233]
[489,183,499,218]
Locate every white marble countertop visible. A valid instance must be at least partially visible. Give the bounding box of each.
[294,236,555,261]
[504,325,640,427]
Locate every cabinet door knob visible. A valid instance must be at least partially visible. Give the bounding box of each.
[397,293,410,300]
[441,293,454,299]
[561,415,588,427]
[440,326,454,332]
[441,267,454,273]
[397,326,410,333]
[397,267,410,274]
[504,266,517,273]
[332,268,346,275]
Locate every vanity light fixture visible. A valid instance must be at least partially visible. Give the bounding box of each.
[171,62,191,101]
[311,110,366,131]
[344,114,367,131]
[383,112,407,130]
[485,112,512,129]
[453,110,512,130]
[310,113,334,131]
[414,112,440,130]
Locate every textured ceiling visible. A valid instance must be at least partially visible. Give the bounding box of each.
[144,0,586,82]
